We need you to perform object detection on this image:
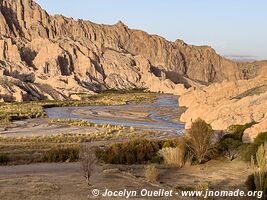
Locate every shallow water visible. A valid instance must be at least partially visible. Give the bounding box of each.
[45,95,185,134]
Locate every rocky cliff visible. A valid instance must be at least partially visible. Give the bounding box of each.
[0,0,266,141]
[179,66,267,142]
[1,0,266,102]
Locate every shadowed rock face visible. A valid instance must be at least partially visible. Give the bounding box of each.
[0,0,266,102]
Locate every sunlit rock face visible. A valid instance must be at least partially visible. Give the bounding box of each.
[1,0,266,102]
[179,68,267,142]
[0,0,266,141]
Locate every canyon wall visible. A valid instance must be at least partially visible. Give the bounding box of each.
[0,0,265,102]
[0,0,266,141]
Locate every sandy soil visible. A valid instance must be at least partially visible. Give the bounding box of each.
[0,160,254,200]
[0,118,104,137]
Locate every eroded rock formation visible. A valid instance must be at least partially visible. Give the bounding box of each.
[0,0,266,102]
[0,0,266,141]
[179,67,267,142]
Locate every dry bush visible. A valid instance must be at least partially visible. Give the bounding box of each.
[80,144,97,186]
[42,146,79,162]
[187,118,215,164]
[96,139,162,164]
[194,182,210,191]
[251,142,267,199]
[145,165,158,183]
[159,144,185,167]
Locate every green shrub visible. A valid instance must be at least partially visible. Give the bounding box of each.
[219,138,243,160]
[242,132,267,161]
[254,132,267,144]
[96,139,177,164]
[0,154,8,165]
[226,122,256,141]
[42,147,80,162]
[150,154,163,164]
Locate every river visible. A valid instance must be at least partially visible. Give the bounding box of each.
[45,95,185,134]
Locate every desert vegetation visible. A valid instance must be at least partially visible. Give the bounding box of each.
[95,119,267,167]
[0,113,266,200]
[50,119,125,131]
[144,165,158,183]
[42,146,80,163]
[95,138,180,165]
[159,146,185,167]
[245,142,267,199]
[0,128,155,165]
[218,121,267,162]
[186,118,216,164]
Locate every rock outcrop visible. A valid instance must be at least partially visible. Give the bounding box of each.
[0,0,266,141]
[0,0,266,102]
[179,66,267,142]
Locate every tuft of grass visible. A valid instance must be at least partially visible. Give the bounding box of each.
[159,146,185,168]
[251,142,267,197]
[50,119,124,131]
[145,165,158,183]
[194,182,210,192]
[0,117,12,129]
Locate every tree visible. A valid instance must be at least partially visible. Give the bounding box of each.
[187,118,215,164]
[80,143,97,186]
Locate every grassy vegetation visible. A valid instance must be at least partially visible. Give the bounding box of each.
[145,165,158,183]
[245,142,267,199]
[0,102,45,128]
[159,146,186,167]
[0,90,158,166]
[0,92,157,128]
[50,119,125,130]
[42,146,80,162]
[0,128,155,165]
[242,132,267,161]
[96,138,179,165]
[95,120,265,166]
[218,122,263,161]
[0,142,81,165]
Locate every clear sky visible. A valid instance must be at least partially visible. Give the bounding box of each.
[35,0,267,60]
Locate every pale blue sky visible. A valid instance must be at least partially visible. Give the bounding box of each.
[35,0,267,60]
